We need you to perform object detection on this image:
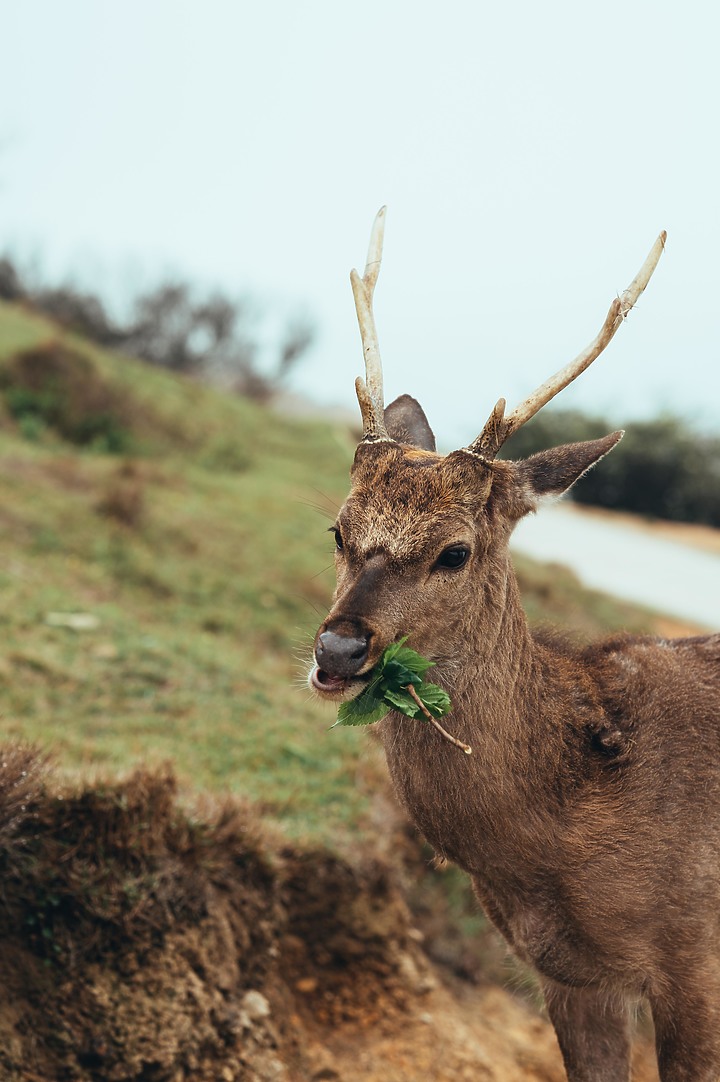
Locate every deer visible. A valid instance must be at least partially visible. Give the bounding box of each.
[307,209,720,1081]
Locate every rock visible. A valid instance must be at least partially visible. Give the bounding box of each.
[241,990,271,1021]
[306,1043,340,1081]
[45,612,100,630]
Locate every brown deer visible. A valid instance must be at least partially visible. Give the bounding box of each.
[308,209,720,1081]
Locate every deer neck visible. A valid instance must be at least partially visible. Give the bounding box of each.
[377,552,578,874]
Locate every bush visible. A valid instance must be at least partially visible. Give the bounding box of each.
[31,286,118,345]
[0,258,24,301]
[502,409,720,527]
[0,342,135,452]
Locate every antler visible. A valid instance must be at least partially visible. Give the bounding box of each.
[351,207,391,442]
[465,231,667,462]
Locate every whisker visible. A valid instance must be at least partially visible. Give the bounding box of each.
[291,595,327,617]
[295,488,341,517]
[310,564,333,582]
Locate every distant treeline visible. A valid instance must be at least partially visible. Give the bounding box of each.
[502,409,720,528]
[0,255,314,400]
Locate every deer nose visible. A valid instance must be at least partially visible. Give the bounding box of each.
[315,629,369,678]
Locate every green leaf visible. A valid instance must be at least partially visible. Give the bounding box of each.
[334,677,389,727]
[413,681,452,719]
[332,638,452,728]
[377,637,409,665]
[383,687,422,717]
[387,647,434,677]
[381,659,422,689]
[335,697,390,726]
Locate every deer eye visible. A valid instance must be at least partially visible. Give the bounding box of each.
[330,526,344,552]
[435,545,470,571]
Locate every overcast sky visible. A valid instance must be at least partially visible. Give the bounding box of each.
[1,1,718,448]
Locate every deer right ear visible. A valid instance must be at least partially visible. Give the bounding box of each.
[383,395,436,451]
[508,431,623,517]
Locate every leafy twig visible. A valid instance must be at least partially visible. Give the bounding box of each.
[333,637,470,754]
[404,684,472,755]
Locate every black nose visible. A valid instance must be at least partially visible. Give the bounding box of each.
[315,629,369,678]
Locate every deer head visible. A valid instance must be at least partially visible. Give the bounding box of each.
[309,209,665,703]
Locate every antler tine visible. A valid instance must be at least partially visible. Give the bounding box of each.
[351,207,391,442]
[466,231,667,461]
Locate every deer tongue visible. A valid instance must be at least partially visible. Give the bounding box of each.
[310,666,348,694]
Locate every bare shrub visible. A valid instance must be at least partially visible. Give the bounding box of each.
[0,258,24,302]
[0,253,315,400]
[32,287,119,345]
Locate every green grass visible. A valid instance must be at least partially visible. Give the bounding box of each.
[0,299,662,849]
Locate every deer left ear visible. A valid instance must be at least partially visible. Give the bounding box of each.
[512,431,623,514]
[383,395,436,451]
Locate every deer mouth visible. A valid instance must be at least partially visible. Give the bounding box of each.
[308,665,370,703]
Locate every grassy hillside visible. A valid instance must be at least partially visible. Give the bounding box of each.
[0,300,660,847]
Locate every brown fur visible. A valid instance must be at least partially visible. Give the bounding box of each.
[311,416,720,1082]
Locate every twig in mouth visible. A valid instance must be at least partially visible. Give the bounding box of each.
[405,685,472,755]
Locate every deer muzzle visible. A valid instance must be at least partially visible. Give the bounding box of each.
[315,628,369,677]
[309,620,373,701]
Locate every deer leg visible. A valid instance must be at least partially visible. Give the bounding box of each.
[542,981,632,1082]
[650,978,720,1082]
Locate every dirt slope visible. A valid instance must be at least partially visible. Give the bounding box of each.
[0,749,661,1082]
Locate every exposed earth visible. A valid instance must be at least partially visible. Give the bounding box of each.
[0,749,661,1081]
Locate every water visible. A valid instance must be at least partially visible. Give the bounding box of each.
[511,503,720,632]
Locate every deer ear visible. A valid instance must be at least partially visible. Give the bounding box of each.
[511,431,623,514]
[383,395,436,451]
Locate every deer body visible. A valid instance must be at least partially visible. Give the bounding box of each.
[309,211,720,1079]
[383,616,720,993]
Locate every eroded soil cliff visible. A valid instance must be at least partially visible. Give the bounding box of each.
[0,748,658,1081]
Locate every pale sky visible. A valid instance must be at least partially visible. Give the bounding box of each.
[1,0,718,448]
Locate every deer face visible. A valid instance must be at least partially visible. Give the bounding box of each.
[309,439,500,702]
[308,413,622,702]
